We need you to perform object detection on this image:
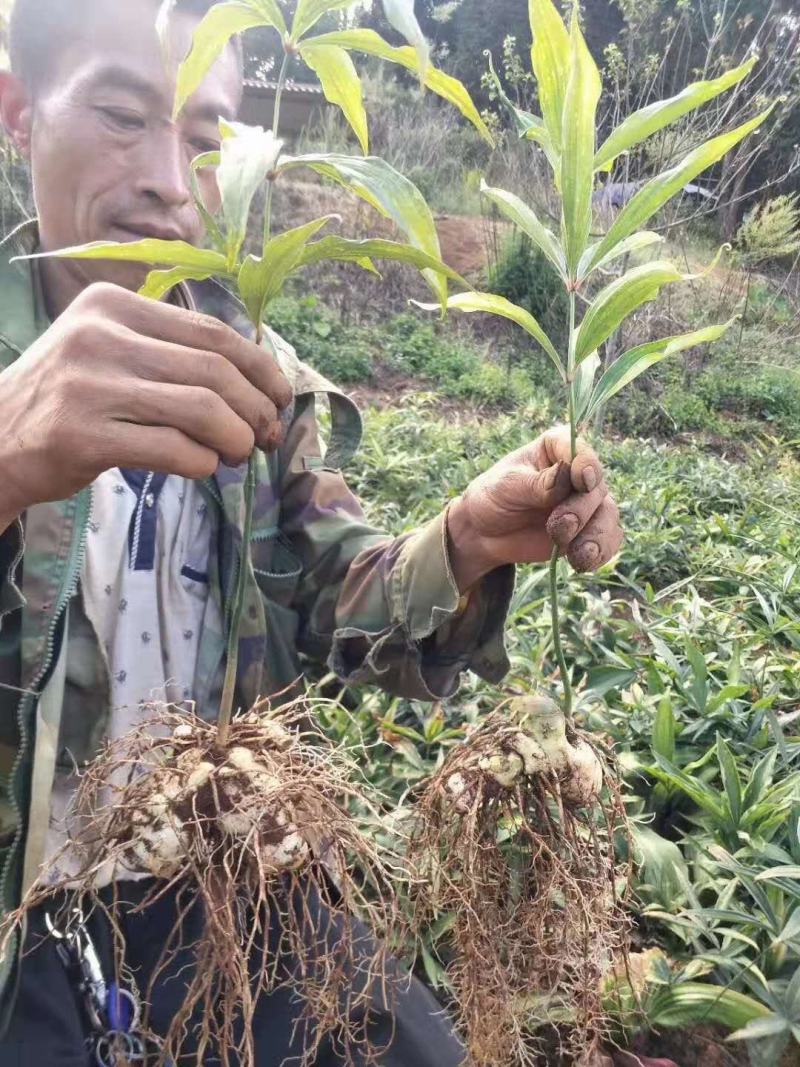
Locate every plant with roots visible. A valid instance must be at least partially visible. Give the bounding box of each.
[406,1,774,1063]
[5,3,490,1065]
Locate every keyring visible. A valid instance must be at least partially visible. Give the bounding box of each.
[94,1029,137,1067]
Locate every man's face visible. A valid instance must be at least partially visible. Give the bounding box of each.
[24,1,241,290]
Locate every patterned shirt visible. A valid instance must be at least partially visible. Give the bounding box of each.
[46,470,219,882]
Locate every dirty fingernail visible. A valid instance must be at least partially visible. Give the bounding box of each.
[583,466,598,491]
[557,514,579,541]
[578,541,600,567]
[543,465,558,491]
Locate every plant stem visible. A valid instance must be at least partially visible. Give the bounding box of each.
[549,544,573,719]
[262,50,291,251]
[217,52,291,744]
[549,288,579,721]
[217,451,258,748]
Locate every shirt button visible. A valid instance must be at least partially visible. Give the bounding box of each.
[144,492,155,509]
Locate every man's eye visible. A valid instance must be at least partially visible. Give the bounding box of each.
[96,106,145,131]
[190,139,220,156]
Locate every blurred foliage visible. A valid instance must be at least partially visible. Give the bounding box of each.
[736,196,800,269]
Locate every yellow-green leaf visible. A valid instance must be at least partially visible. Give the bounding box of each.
[280,151,447,303]
[560,10,601,275]
[595,57,758,172]
[575,260,688,364]
[572,350,599,422]
[24,240,230,272]
[298,235,465,286]
[650,984,769,1031]
[172,1,284,119]
[298,42,369,154]
[480,180,566,280]
[189,150,224,252]
[529,0,571,156]
[305,29,493,144]
[139,266,218,301]
[578,230,664,280]
[238,215,335,325]
[585,105,775,274]
[291,0,361,42]
[382,0,430,86]
[587,323,734,421]
[217,121,283,265]
[413,291,563,377]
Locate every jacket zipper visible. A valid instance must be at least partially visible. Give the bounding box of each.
[0,487,92,905]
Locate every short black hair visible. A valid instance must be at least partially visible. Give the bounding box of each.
[9,0,242,92]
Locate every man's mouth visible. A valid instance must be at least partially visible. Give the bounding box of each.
[112,222,187,243]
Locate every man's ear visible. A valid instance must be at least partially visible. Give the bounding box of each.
[0,72,33,160]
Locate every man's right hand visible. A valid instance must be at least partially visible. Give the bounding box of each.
[0,282,293,532]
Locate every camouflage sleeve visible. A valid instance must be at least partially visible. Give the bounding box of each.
[278,394,513,701]
[0,519,24,627]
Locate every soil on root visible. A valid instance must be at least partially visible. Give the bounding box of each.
[3,701,401,1067]
[407,708,631,1067]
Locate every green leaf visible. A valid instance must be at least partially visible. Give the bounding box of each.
[238,215,335,324]
[138,266,217,300]
[480,180,566,280]
[753,866,800,883]
[298,42,369,154]
[217,121,283,266]
[298,236,465,284]
[172,1,285,119]
[584,105,775,274]
[382,0,430,86]
[308,29,493,144]
[631,824,688,909]
[729,1015,790,1041]
[650,984,769,1031]
[584,320,735,419]
[528,0,570,156]
[281,152,447,302]
[575,260,685,365]
[707,682,750,712]
[650,754,725,820]
[776,909,800,946]
[595,57,758,172]
[413,292,563,377]
[572,350,599,422]
[742,749,778,810]
[717,733,743,826]
[560,10,601,275]
[190,150,225,252]
[579,230,664,280]
[291,0,360,41]
[652,696,676,762]
[581,665,636,697]
[26,240,230,272]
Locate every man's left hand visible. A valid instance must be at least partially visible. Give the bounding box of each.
[446,427,623,592]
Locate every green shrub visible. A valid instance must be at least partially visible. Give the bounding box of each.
[448,363,540,407]
[383,313,543,409]
[696,363,800,434]
[383,313,474,379]
[268,295,373,383]
[487,234,570,350]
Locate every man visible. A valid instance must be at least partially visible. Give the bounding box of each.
[0,0,623,1063]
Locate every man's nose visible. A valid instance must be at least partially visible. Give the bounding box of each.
[134,127,192,208]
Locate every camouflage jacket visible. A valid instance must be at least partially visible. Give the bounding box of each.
[0,222,514,1010]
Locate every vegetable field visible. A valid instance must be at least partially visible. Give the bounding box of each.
[326,401,800,1065]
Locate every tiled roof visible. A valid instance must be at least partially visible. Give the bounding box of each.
[243,78,324,97]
